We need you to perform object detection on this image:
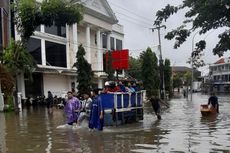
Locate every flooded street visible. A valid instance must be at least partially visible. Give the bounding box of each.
[1,93,230,153]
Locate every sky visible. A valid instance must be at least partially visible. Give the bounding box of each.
[107,0,230,73]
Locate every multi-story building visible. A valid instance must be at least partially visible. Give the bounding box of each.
[15,0,125,98]
[209,57,230,93]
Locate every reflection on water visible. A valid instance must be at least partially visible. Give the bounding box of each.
[0,93,230,153]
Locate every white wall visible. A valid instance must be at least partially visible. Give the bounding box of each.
[43,74,71,98]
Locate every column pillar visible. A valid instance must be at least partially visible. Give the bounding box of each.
[0,81,4,111]
[72,23,78,64]
[86,25,91,63]
[97,29,103,88]
[97,29,102,71]
[16,73,25,99]
[66,25,70,69]
[107,32,111,51]
[98,79,103,89]
[41,25,46,66]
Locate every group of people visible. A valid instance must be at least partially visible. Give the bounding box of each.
[102,81,142,93]
[64,89,104,131]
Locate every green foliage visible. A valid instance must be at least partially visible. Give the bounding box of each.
[14,0,42,41]
[2,39,35,79]
[155,0,230,57]
[0,64,14,95]
[73,45,93,95]
[14,0,84,40]
[183,71,192,86]
[128,56,142,81]
[105,51,115,80]
[164,59,172,97]
[140,47,159,97]
[4,95,14,112]
[172,74,183,89]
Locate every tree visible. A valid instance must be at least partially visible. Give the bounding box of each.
[172,74,183,91]
[105,51,115,80]
[164,59,172,97]
[140,47,159,97]
[155,1,230,57]
[128,56,142,81]
[14,0,84,41]
[0,64,14,97]
[2,40,35,111]
[3,40,35,78]
[183,71,192,87]
[73,45,93,95]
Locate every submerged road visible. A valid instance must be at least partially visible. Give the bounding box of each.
[0,93,230,153]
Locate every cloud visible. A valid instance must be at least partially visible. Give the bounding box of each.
[107,0,230,67]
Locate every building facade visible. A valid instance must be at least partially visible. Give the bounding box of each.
[15,0,125,98]
[209,57,230,93]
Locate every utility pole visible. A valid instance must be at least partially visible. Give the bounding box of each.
[151,21,166,100]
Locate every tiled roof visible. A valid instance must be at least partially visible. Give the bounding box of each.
[215,58,225,64]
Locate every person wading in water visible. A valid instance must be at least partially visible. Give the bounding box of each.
[150,96,169,120]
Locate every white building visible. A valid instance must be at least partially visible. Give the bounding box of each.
[209,57,230,93]
[15,0,125,98]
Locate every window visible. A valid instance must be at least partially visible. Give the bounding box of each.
[45,24,66,37]
[116,39,122,50]
[26,38,42,64]
[102,34,107,49]
[110,37,114,50]
[45,41,67,67]
[225,75,228,82]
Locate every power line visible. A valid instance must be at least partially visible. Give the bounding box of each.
[114,11,153,27]
[108,1,154,23]
[117,16,150,29]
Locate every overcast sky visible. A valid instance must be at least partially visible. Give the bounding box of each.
[107,0,230,72]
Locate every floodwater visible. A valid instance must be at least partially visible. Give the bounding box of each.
[0,93,230,153]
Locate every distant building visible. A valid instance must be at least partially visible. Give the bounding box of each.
[172,66,201,79]
[209,57,230,93]
[14,0,125,98]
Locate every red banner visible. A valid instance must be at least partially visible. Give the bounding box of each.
[105,49,129,70]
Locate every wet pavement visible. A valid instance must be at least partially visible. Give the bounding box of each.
[0,93,230,153]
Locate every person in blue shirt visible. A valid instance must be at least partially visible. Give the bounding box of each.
[208,92,219,113]
[118,81,127,92]
[88,89,104,131]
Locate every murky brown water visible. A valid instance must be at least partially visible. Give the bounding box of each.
[1,93,230,153]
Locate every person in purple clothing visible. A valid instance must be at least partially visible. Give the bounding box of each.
[64,91,81,125]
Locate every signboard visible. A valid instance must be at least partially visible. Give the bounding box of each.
[104,49,129,70]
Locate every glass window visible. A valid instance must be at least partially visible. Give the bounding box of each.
[26,38,42,64]
[102,34,107,49]
[45,24,66,37]
[214,76,217,81]
[110,37,114,51]
[116,39,122,50]
[45,41,67,67]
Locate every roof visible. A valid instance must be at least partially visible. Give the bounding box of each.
[78,0,118,24]
[214,57,230,64]
[172,66,192,72]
